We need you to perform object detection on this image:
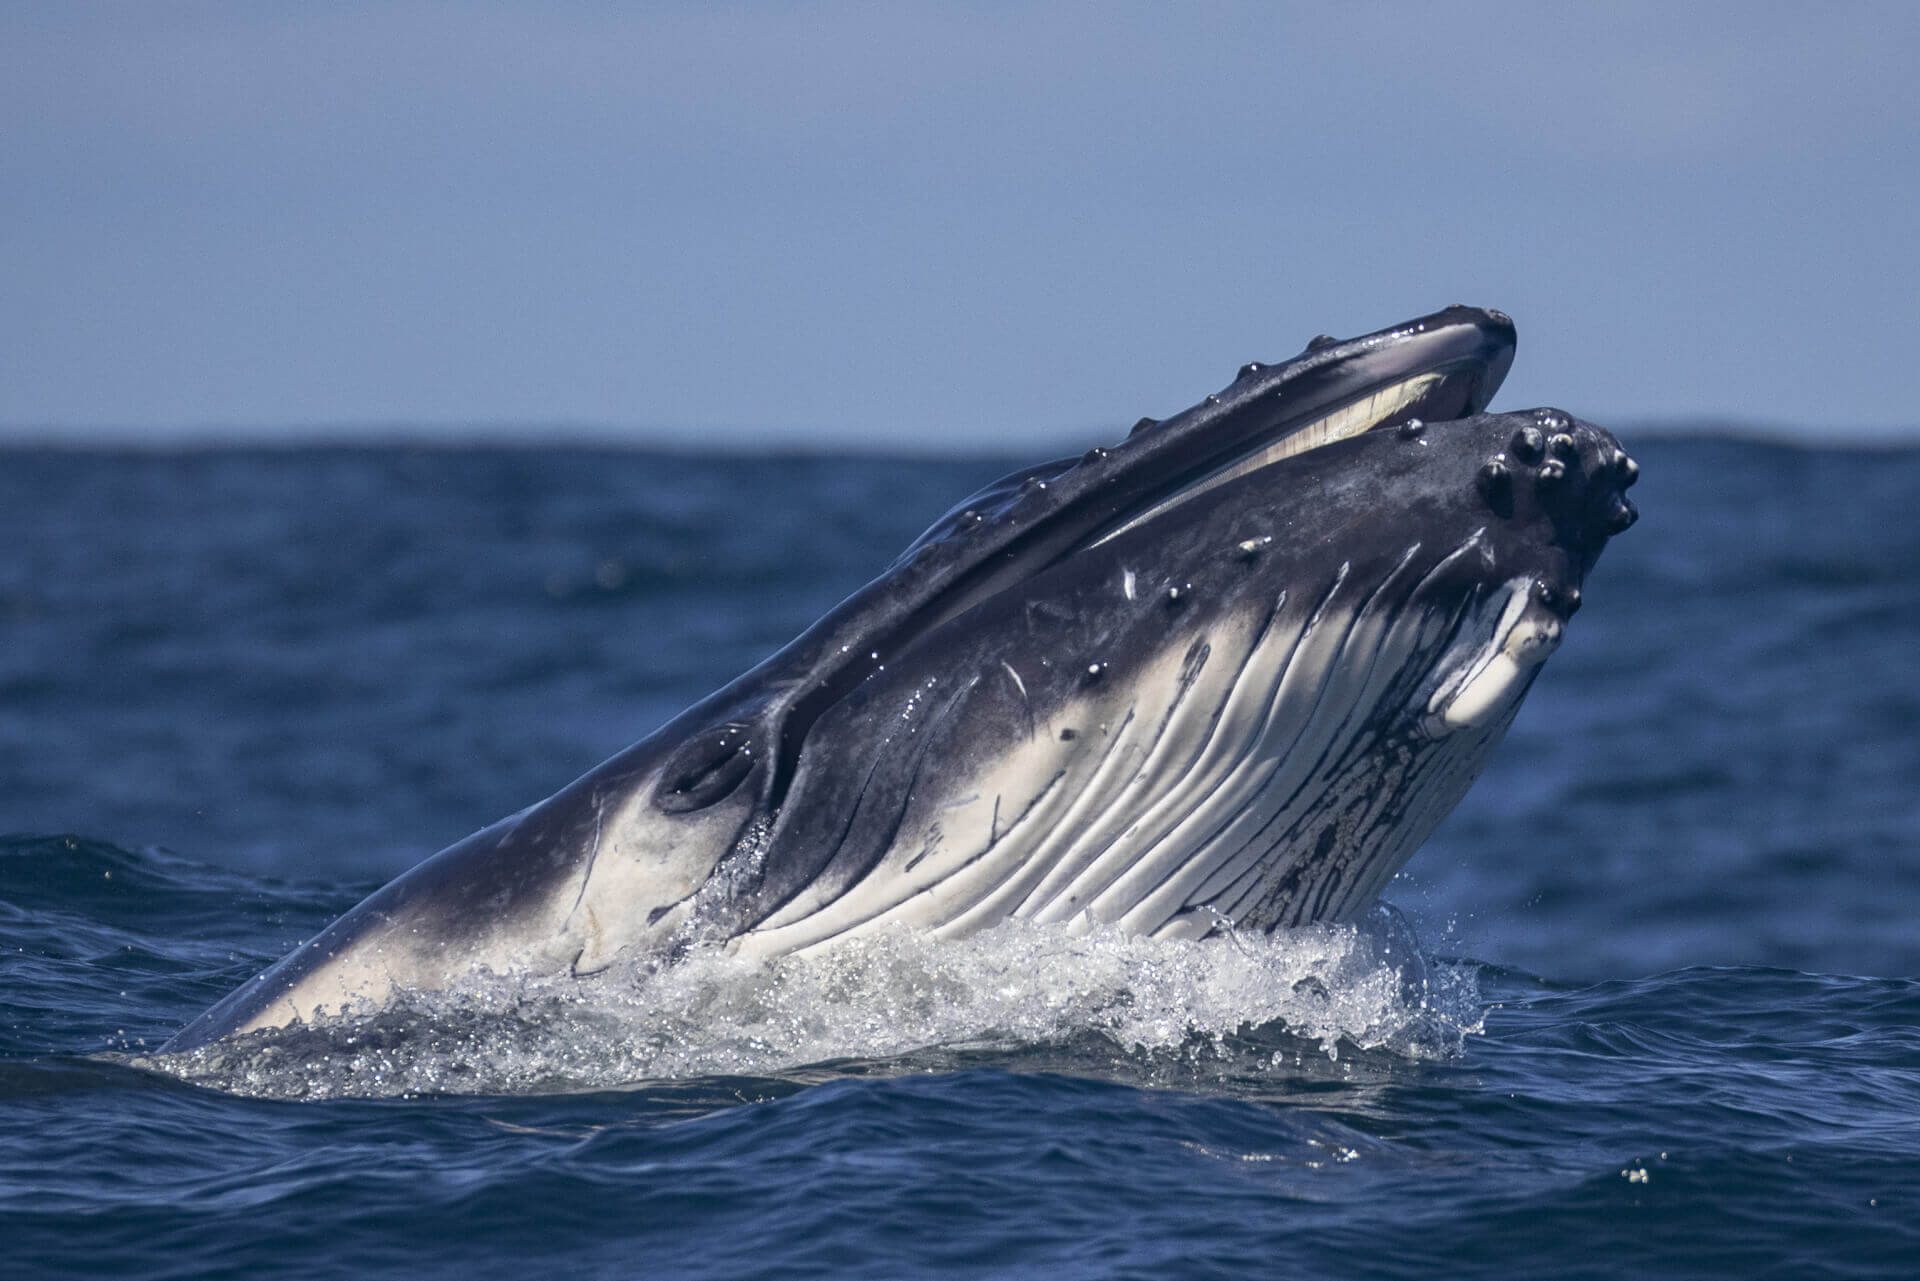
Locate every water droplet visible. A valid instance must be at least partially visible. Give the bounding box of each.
[594,559,628,591]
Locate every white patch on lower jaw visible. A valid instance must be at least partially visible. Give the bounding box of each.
[1426,579,1565,732]
[1011,612,1275,928]
[731,614,1264,956]
[1094,552,1444,935]
[730,716,1088,958]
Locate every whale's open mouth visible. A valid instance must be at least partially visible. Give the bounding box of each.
[1085,369,1474,551]
[759,307,1517,808]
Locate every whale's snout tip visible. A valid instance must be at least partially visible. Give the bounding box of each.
[1476,408,1639,553]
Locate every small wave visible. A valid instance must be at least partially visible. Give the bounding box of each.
[138,905,1484,1101]
[0,833,355,937]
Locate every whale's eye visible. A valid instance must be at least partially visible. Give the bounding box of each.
[655,722,755,812]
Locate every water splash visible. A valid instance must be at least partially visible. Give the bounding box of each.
[137,905,1483,1101]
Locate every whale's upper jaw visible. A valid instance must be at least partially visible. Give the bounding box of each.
[744,305,1521,810]
[894,305,1515,572]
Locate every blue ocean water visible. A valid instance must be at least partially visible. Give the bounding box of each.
[3,438,1919,1279]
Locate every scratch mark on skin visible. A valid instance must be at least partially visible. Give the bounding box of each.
[1001,661,1028,704]
[904,821,945,872]
[568,790,608,917]
[570,905,608,978]
[566,792,615,975]
[1002,660,1038,739]
[990,795,1002,845]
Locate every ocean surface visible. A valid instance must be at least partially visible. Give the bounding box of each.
[4,436,1919,1279]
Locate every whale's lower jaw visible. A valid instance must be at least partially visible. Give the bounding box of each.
[730,556,1550,960]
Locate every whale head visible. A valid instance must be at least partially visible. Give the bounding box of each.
[165,306,1637,1050]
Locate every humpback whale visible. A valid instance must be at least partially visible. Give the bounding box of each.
[165,306,1638,1051]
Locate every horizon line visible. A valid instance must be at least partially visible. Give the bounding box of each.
[2,415,1917,457]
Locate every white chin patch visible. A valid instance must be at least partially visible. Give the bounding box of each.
[1089,373,1444,549]
[1426,579,1565,732]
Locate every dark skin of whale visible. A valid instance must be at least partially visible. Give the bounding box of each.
[166,306,1638,1051]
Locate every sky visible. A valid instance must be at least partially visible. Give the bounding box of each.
[3,2,1917,450]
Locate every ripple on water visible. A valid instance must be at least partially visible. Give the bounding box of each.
[136,906,1483,1101]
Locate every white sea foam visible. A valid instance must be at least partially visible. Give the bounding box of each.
[145,906,1483,1101]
